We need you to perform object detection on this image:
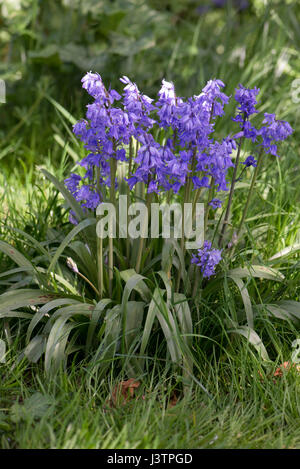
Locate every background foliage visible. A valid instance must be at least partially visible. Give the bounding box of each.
[1,0,300,169]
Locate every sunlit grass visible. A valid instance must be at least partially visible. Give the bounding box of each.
[0,342,299,449]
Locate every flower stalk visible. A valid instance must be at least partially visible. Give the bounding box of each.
[218,125,245,247]
[109,149,117,297]
[230,148,264,256]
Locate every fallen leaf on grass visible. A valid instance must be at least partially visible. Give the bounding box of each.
[168,392,179,408]
[274,361,300,377]
[108,378,140,408]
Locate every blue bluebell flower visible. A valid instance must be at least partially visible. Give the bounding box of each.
[243,155,257,167]
[191,241,222,278]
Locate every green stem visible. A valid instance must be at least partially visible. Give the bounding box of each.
[110,157,117,204]
[78,270,100,297]
[135,188,151,273]
[126,137,134,262]
[177,147,197,291]
[95,166,103,298]
[218,131,245,247]
[108,151,117,297]
[204,178,215,235]
[129,137,133,174]
[192,187,203,221]
[97,236,103,298]
[166,189,172,204]
[186,148,197,206]
[192,266,202,298]
[232,148,264,252]
[182,148,197,248]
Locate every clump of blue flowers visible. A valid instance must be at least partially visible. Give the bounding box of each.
[65,72,293,281]
[191,241,223,278]
[65,73,235,203]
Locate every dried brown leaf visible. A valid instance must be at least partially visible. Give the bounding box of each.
[168,391,179,408]
[109,378,140,408]
[274,361,300,377]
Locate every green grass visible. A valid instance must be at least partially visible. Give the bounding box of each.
[1,343,300,449]
[0,144,298,448]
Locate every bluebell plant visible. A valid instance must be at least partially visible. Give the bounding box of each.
[0,72,295,377]
[65,72,293,290]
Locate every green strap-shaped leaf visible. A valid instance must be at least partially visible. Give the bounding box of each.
[262,305,297,322]
[4,227,50,259]
[53,134,78,162]
[45,317,76,375]
[26,298,80,344]
[0,267,35,279]
[229,276,254,329]
[257,301,300,323]
[120,272,148,354]
[228,326,269,361]
[173,293,193,346]
[268,244,300,261]
[46,95,77,125]
[40,168,84,222]
[154,290,181,364]
[228,265,284,282]
[120,269,151,302]
[47,218,96,274]
[277,301,300,320]
[141,288,181,364]
[123,300,145,376]
[168,239,191,295]
[0,339,6,363]
[85,298,112,354]
[36,267,79,295]
[173,293,194,375]
[161,239,175,274]
[157,271,172,304]
[24,335,46,363]
[0,311,33,319]
[92,305,122,378]
[69,241,98,285]
[0,240,34,270]
[43,303,93,334]
[0,289,56,312]
[140,288,162,357]
[121,272,147,306]
[124,301,145,352]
